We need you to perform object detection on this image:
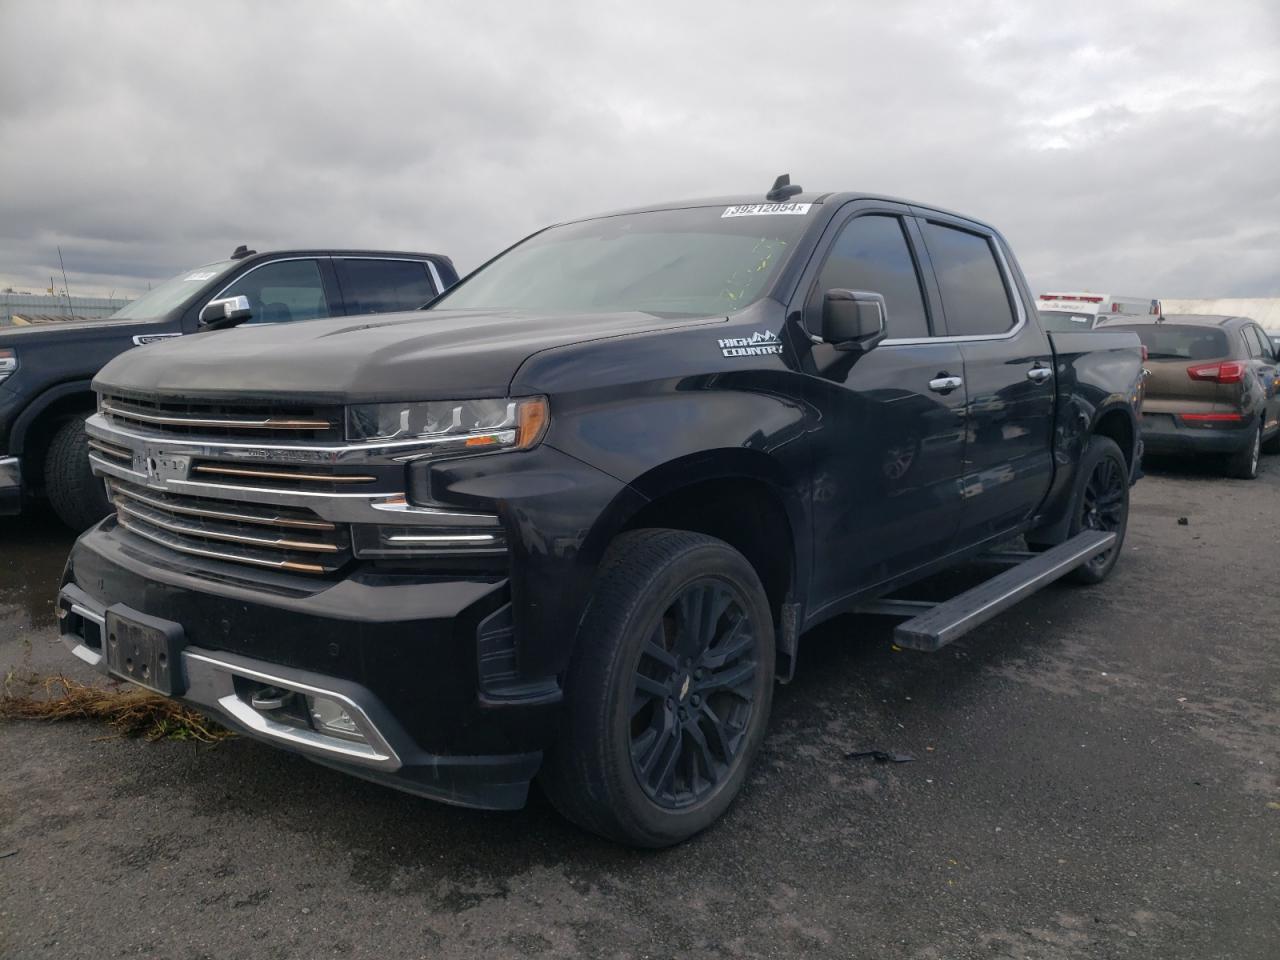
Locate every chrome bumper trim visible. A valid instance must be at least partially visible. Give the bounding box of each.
[57,587,402,771]
[183,651,402,769]
[0,456,20,491]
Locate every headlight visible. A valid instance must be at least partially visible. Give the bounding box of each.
[0,349,16,384]
[346,396,549,453]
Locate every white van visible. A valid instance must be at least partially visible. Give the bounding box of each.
[1037,293,1161,332]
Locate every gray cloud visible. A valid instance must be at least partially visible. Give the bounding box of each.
[1,0,1276,299]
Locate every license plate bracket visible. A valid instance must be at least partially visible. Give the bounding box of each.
[104,606,187,696]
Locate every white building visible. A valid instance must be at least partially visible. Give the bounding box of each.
[1161,298,1280,334]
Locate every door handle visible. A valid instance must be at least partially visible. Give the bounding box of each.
[928,375,963,394]
[1026,365,1053,384]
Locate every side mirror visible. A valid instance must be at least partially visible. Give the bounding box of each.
[820,289,888,352]
[199,295,252,326]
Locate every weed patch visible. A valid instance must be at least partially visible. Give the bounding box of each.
[1,673,232,743]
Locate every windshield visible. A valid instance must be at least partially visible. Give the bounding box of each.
[1106,323,1230,360]
[109,260,238,321]
[431,205,813,318]
[1039,309,1097,332]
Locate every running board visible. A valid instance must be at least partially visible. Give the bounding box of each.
[856,530,1116,652]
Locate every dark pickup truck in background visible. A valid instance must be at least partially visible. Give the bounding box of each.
[58,181,1144,846]
[0,247,458,529]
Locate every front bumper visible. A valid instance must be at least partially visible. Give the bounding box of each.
[57,519,558,810]
[0,456,21,515]
[1141,413,1255,456]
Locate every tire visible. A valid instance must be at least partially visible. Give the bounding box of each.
[1261,421,1280,455]
[541,529,775,847]
[45,417,112,532]
[1066,435,1130,585]
[1224,423,1262,479]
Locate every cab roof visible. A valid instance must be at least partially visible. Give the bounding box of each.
[579,191,983,227]
[1104,314,1246,328]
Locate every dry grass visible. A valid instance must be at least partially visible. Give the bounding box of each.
[0,673,233,743]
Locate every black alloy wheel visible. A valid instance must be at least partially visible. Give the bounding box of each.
[541,529,775,847]
[1068,435,1129,585]
[1079,446,1126,573]
[628,579,760,809]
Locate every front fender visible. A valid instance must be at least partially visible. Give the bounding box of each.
[8,378,96,456]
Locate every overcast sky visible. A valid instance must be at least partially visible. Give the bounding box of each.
[1,0,1276,300]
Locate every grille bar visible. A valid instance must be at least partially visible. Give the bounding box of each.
[116,516,330,574]
[110,483,336,531]
[98,392,344,442]
[107,478,350,576]
[115,501,340,553]
[102,399,332,431]
[192,465,376,484]
[88,439,132,463]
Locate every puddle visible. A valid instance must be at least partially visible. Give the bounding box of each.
[0,509,77,630]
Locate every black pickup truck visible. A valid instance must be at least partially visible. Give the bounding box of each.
[57,181,1144,847]
[0,247,457,529]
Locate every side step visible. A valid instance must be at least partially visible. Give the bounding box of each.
[856,530,1116,652]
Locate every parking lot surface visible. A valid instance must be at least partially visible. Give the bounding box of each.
[1,459,1277,960]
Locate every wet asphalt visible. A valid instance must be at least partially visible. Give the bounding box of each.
[0,458,1277,960]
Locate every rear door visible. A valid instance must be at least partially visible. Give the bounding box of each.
[914,214,1055,546]
[334,258,439,316]
[791,200,968,605]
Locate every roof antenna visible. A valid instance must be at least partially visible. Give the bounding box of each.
[766,173,802,202]
[230,244,256,260]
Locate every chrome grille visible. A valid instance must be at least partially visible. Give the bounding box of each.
[100,393,344,442]
[107,479,351,575]
[188,461,378,492]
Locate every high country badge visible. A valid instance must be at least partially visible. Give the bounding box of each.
[719,330,783,357]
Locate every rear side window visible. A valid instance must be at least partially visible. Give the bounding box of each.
[220,259,332,325]
[1107,324,1229,360]
[1244,325,1271,359]
[813,215,930,338]
[921,222,1015,337]
[1038,310,1095,332]
[339,259,436,314]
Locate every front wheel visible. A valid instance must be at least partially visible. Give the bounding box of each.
[541,529,775,847]
[1067,435,1130,585]
[45,417,112,532]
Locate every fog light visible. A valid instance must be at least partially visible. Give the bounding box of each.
[307,695,366,742]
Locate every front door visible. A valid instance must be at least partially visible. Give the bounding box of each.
[791,202,968,613]
[914,215,1056,544]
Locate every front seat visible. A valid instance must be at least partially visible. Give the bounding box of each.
[257,301,294,325]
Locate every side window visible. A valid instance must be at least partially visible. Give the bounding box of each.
[813,215,930,338]
[339,259,436,315]
[219,259,331,325]
[1245,326,1269,359]
[920,222,1016,337]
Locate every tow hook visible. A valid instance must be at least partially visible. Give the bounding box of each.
[249,686,294,711]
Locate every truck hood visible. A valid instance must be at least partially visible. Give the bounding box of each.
[0,315,160,345]
[93,308,724,402]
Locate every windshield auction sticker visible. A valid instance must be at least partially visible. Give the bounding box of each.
[722,203,812,218]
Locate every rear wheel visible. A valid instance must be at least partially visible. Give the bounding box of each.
[1225,423,1262,479]
[541,529,774,847]
[45,417,112,532]
[1067,435,1129,585]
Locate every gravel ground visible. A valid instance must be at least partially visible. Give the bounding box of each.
[1,456,1277,959]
